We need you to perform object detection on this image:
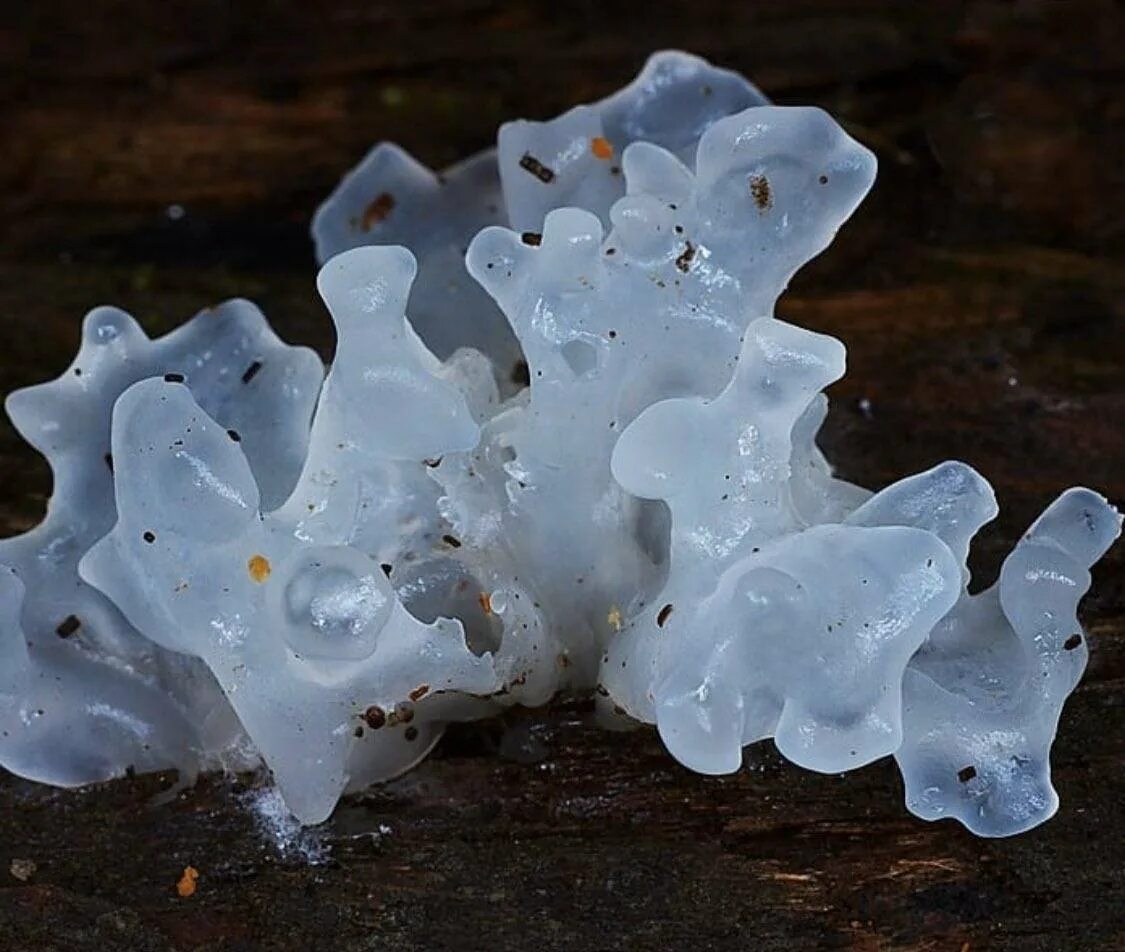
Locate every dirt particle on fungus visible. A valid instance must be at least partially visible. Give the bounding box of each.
[749,174,772,211]
[55,614,81,639]
[104,452,114,472]
[409,684,430,701]
[1064,633,1083,650]
[247,554,271,583]
[176,866,199,898]
[511,359,530,387]
[958,765,977,783]
[675,241,695,273]
[360,192,396,231]
[363,705,386,729]
[657,603,674,627]
[518,153,556,183]
[520,231,542,246]
[478,591,493,615]
[353,725,364,738]
[143,531,156,544]
[381,563,393,576]
[227,429,241,442]
[442,534,462,548]
[394,701,415,724]
[818,174,829,185]
[163,372,185,383]
[241,360,263,384]
[404,726,419,742]
[590,136,613,160]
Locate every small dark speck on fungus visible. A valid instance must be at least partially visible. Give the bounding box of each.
[163,372,185,383]
[657,603,674,627]
[675,241,695,273]
[519,153,556,183]
[56,614,81,638]
[363,705,386,729]
[749,174,772,211]
[958,765,977,783]
[360,192,396,231]
[1064,633,1083,650]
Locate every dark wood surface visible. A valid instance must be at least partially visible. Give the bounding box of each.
[2,2,1123,949]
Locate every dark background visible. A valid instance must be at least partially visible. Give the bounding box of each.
[1,1,1123,949]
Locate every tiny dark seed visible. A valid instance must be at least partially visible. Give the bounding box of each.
[56,614,81,638]
[227,429,241,442]
[1064,633,1082,651]
[163,372,185,383]
[241,361,263,384]
[657,603,674,627]
[957,765,977,783]
[442,534,462,548]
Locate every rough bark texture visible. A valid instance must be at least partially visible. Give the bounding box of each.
[1,2,1123,949]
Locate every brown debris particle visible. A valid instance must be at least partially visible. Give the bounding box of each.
[520,231,542,246]
[247,554,271,583]
[1064,633,1083,651]
[749,174,772,211]
[363,705,386,729]
[360,192,396,231]
[393,701,415,725]
[55,614,81,639]
[9,858,36,882]
[519,153,556,183]
[957,765,977,783]
[657,603,674,628]
[409,684,430,701]
[675,241,695,273]
[176,866,199,898]
[478,591,493,615]
[590,136,613,160]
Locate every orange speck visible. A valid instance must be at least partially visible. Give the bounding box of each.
[590,136,613,160]
[176,866,198,898]
[478,591,493,615]
[247,554,271,583]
